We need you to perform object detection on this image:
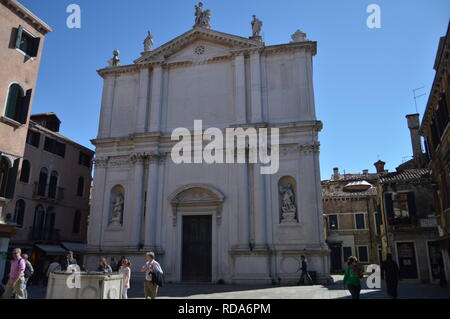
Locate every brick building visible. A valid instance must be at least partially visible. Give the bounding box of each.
[0,0,51,280]
[322,167,382,273]
[420,21,450,284]
[378,114,440,283]
[2,113,94,281]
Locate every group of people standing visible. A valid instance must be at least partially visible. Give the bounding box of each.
[95,252,164,299]
[1,248,164,300]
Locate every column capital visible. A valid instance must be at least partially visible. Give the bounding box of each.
[298,142,320,154]
[94,157,109,168]
[129,152,148,164]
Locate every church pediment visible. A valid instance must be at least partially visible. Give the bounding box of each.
[134,27,261,64]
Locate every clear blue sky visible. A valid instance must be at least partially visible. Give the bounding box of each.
[19,0,449,179]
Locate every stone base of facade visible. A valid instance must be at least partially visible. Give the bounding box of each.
[85,245,331,285]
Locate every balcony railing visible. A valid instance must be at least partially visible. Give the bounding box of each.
[33,182,64,202]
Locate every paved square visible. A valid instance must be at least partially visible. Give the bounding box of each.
[25,275,450,299]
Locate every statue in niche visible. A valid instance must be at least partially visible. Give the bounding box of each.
[143,31,154,52]
[194,2,211,29]
[279,183,297,223]
[111,191,124,225]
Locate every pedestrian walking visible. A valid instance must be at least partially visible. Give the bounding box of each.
[140,252,163,299]
[98,257,113,273]
[2,248,26,299]
[297,255,313,285]
[22,254,34,299]
[343,256,364,299]
[381,253,400,299]
[61,251,78,271]
[119,258,131,299]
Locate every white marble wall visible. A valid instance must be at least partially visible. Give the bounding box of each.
[88,32,330,284]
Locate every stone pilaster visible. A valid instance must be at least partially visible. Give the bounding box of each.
[88,157,109,247]
[129,153,146,245]
[234,53,247,124]
[252,162,267,249]
[144,153,161,247]
[250,51,263,123]
[148,65,163,132]
[98,76,115,138]
[136,68,150,133]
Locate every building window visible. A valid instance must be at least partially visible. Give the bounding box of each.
[26,130,40,148]
[48,171,58,199]
[0,156,20,199]
[15,25,41,57]
[374,212,381,235]
[32,205,45,240]
[385,192,416,224]
[328,214,338,230]
[19,160,31,183]
[43,207,56,241]
[0,157,10,197]
[73,210,81,234]
[76,176,84,197]
[14,199,25,228]
[44,137,66,158]
[79,151,91,168]
[343,247,353,262]
[4,83,31,124]
[358,246,369,263]
[37,167,48,197]
[355,213,366,229]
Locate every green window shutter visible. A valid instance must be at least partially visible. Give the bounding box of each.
[29,37,41,57]
[5,84,20,119]
[5,158,20,199]
[18,89,32,124]
[15,25,23,49]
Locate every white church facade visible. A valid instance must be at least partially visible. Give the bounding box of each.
[86,4,331,284]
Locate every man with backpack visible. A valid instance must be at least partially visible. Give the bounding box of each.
[2,248,26,299]
[22,254,34,298]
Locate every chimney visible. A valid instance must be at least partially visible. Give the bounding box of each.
[333,167,339,180]
[406,114,423,164]
[363,169,369,175]
[374,160,386,174]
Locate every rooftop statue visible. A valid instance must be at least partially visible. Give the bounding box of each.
[194,2,211,29]
[144,31,154,52]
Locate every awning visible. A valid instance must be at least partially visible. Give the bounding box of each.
[61,242,87,253]
[35,244,68,256]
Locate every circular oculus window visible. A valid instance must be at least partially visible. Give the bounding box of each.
[194,45,206,55]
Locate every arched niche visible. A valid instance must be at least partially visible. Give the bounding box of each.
[278,176,298,224]
[168,183,225,226]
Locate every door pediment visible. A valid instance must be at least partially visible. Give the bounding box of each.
[168,183,225,226]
